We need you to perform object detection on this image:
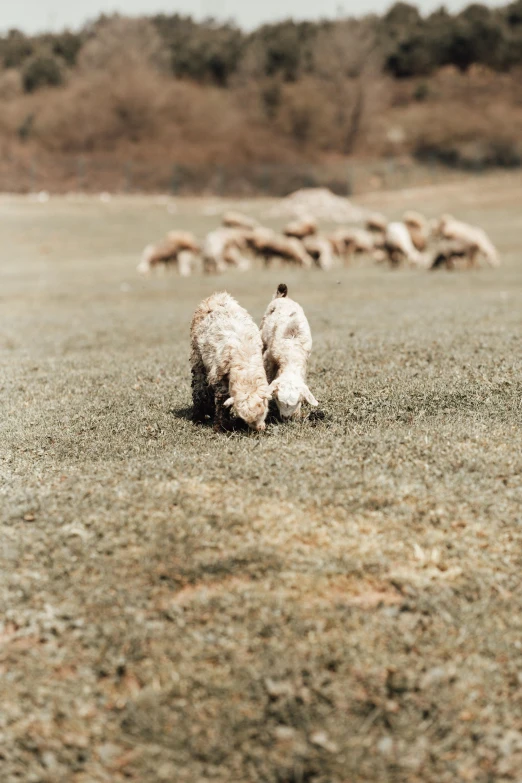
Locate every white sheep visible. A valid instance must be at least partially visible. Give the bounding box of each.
[138,230,200,275]
[303,235,335,271]
[365,213,388,234]
[436,215,499,267]
[329,227,379,264]
[249,228,313,268]
[283,217,318,240]
[261,284,318,420]
[384,222,425,267]
[203,228,252,275]
[191,292,271,432]
[430,242,472,271]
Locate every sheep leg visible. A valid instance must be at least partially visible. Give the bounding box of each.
[191,353,214,424]
[213,377,232,432]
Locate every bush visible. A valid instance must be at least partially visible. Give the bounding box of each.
[0,30,33,69]
[153,15,243,86]
[22,52,64,93]
[47,31,84,67]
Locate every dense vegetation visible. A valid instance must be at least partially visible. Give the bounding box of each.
[0,4,522,179]
[3,3,522,86]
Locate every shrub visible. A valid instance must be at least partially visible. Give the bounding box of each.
[0,30,33,69]
[22,52,64,93]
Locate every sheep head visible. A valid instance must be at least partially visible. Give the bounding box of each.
[224,386,271,431]
[269,375,318,419]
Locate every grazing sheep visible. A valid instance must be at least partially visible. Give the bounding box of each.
[365,213,387,234]
[261,284,318,420]
[430,242,471,271]
[303,235,335,270]
[283,217,318,240]
[436,215,500,267]
[249,228,313,268]
[203,228,252,275]
[222,211,259,230]
[190,292,271,432]
[384,222,424,267]
[330,227,377,263]
[138,230,199,275]
[403,211,430,252]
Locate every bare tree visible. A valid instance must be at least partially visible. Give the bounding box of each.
[313,18,385,155]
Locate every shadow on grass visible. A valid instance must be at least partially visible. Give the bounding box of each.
[169,405,251,433]
[169,404,332,431]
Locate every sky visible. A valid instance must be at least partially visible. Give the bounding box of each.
[0,0,510,34]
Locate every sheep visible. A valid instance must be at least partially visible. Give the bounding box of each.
[384,222,425,267]
[430,242,471,271]
[303,235,335,270]
[436,215,500,267]
[222,211,259,230]
[138,230,199,275]
[249,228,313,268]
[403,210,430,252]
[329,227,378,263]
[283,217,318,240]
[261,283,318,420]
[190,292,271,432]
[365,213,388,234]
[203,228,252,275]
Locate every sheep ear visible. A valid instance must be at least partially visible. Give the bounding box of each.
[224,397,235,408]
[302,385,318,406]
[268,379,279,396]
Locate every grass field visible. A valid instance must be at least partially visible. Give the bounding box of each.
[2,174,522,783]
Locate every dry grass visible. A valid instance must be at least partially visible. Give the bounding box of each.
[1,174,522,782]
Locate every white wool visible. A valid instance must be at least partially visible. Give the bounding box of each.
[385,222,424,266]
[137,245,155,275]
[283,216,318,240]
[249,228,313,268]
[203,228,252,274]
[191,292,270,431]
[437,215,499,267]
[261,288,318,420]
[138,231,199,276]
[303,235,335,270]
[177,250,195,277]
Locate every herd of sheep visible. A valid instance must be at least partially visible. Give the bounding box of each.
[138,208,500,277]
[191,283,317,432]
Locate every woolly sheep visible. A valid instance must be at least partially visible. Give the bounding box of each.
[138,230,199,275]
[283,217,318,240]
[436,215,500,267]
[403,211,430,252]
[249,228,313,268]
[190,292,271,432]
[261,284,318,420]
[329,227,378,263]
[203,228,252,275]
[365,213,388,234]
[384,222,424,267]
[303,235,335,271]
[430,242,471,271]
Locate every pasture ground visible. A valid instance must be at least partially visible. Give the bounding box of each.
[1,174,522,783]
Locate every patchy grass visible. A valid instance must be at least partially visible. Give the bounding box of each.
[1,175,522,783]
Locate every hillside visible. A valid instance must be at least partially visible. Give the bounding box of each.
[1,4,522,191]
